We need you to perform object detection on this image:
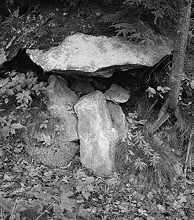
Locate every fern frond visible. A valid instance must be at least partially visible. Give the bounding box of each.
[112,23,135,38]
[115,113,180,187]
[100,12,122,24]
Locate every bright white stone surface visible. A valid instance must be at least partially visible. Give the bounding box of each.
[27,33,172,76]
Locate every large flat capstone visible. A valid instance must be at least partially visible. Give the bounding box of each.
[26,33,172,76]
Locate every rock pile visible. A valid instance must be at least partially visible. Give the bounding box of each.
[21,33,172,176]
[25,75,129,176]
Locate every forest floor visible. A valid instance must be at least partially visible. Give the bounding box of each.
[0,1,194,220]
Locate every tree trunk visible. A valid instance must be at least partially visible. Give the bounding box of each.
[168,0,192,110]
[150,0,192,134]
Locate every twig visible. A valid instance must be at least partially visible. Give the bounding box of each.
[184,128,194,178]
[9,199,17,220]
[149,112,169,134]
[35,202,54,220]
[148,96,170,134]
[145,99,158,119]
[35,210,49,220]
[6,36,16,50]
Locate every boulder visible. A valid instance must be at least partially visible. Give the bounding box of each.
[74,91,118,176]
[70,79,95,96]
[26,138,79,168]
[107,101,127,140]
[23,75,80,167]
[23,110,79,168]
[104,84,130,103]
[26,33,172,77]
[47,75,79,142]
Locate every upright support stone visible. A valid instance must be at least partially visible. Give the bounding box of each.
[74,91,118,176]
[47,75,79,142]
[23,75,79,167]
[107,101,128,141]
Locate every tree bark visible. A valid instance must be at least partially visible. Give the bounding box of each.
[150,0,192,134]
[168,0,192,110]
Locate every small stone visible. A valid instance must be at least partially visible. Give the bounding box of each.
[95,12,101,17]
[190,80,194,89]
[104,84,130,103]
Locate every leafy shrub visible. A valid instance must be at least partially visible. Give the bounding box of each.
[123,0,177,24]
[0,71,46,139]
[115,112,179,186]
[100,0,177,46]
[74,169,95,200]
[112,21,160,46]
